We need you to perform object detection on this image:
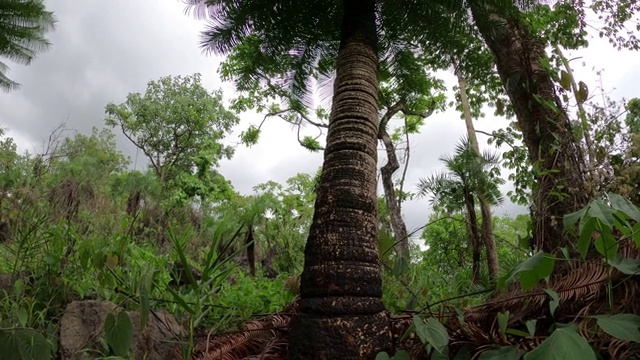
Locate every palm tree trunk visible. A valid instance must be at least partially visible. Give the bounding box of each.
[456,70,499,280]
[470,3,590,254]
[288,0,392,357]
[464,191,482,284]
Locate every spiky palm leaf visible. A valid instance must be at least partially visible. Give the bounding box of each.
[0,0,55,91]
[417,136,504,214]
[184,0,470,118]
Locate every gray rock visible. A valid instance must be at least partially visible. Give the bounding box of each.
[59,300,186,360]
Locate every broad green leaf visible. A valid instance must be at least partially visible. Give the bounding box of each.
[375,352,391,360]
[587,200,616,228]
[413,316,449,354]
[577,216,597,258]
[523,326,596,360]
[544,289,560,317]
[0,330,22,360]
[16,308,28,328]
[479,345,525,360]
[564,207,587,232]
[501,251,555,290]
[607,256,640,275]
[14,329,52,360]
[592,314,640,343]
[594,223,618,260]
[608,193,640,222]
[104,312,134,357]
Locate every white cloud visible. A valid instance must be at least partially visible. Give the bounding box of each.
[0,0,637,235]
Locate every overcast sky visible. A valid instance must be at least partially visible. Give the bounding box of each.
[0,1,638,238]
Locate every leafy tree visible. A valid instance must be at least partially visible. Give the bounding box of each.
[467,2,591,253]
[417,137,504,284]
[0,0,56,91]
[104,74,238,207]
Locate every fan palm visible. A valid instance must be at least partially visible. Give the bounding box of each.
[417,137,504,284]
[0,0,56,91]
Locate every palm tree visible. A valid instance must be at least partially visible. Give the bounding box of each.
[184,0,432,356]
[455,68,500,280]
[417,137,504,284]
[0,0,56,91]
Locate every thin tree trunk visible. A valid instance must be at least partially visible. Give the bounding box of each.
[554,45,596,184]
[464,191,482,284]
[289,0,392,357]
[379,103,410,261]
[456,69,499,280]
[471,3,590,253]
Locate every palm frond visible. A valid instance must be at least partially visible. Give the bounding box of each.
[0,0,55,90]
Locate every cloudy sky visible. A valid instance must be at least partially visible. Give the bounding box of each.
[0,1,638,237]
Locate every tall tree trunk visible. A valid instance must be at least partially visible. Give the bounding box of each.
[470,3,590,253]
[464,191,482,284]
[379,103,410,261]
[288,0,392,358]
[456,70,499,280]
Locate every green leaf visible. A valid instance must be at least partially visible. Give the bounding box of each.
[0,329,53,360]
[607,194,640,222]
[375,352,391,360]
[594,223,618,260]
[14,329,52,360]
[413,315,449,354]
[544,289,559,316]
[497,311,509,337]
[391,350,411,360]
[0,331,21,360]
[104,312,134,357]
[140,287,150,329]
[607,256,640,275]
[523,326,596,360]
[577,216,597,258]
[559,70,572,91]
[633,223,640,248]
[576,81,589,104]
[501,251,555,290]
[587,200,616,228]
[592,314,640,343]
[526,319,537,337]
[453,347,472,360]
[479,345,525,360]
[564,207,586,232]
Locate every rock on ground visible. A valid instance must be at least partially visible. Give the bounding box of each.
[59,300,186,360]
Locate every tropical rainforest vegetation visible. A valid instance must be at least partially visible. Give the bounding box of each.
[0,0,639,359]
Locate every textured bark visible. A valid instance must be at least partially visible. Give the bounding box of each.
[288,0,392,358]
[464,191,482,285]
[379,103,410,261]
[471,3,590,253]
[456,70,499,281]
